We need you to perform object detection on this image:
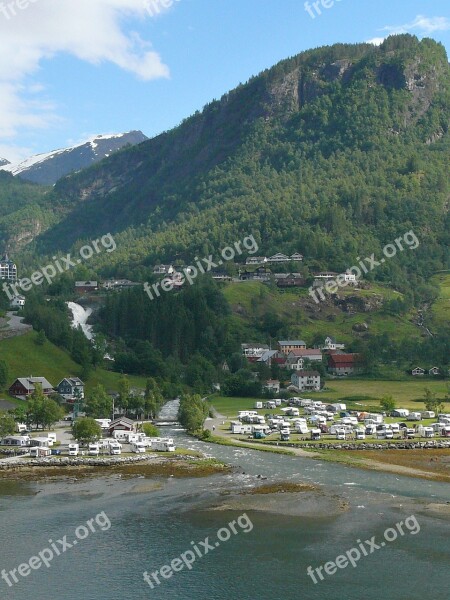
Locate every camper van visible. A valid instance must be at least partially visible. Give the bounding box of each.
[68,443,79,456]
[417,426,434,438]
[109,442,122,455]
[254,402,263,409]
[95,419,111,430]
[47,433,57,445]
[29,447,51,458]
[335,429,346,440]
[280,431,290,442]
[295,422,309,435]
[88,443,100,456]
[441,426,450,438]
[408,412,422,421]
[421,411,435,419]
[151,439,176,452]
[15,423,28,434]
[310,429,321,441]
[355,430,365,440]
[131,441,147,453]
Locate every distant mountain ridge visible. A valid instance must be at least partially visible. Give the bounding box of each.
[0,131,148,185]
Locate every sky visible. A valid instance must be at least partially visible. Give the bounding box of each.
[0,0,449,163]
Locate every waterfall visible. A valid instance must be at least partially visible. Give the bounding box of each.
[67,301,93,340]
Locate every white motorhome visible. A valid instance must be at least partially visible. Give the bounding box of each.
[131,441,147,453]
[109,442,122,455]
[15,423,28,433]
[231,422,253,435]
[254,402,263,409]
[47,433,57,445]
[440,425,450,438]
[151,439,176,452]
[68,443,79,456]
[88,443,100,456]
[355,430,366,440]
[112,430,129,441]
[310,429,321,440]
[417,426,434,438]
[295,422,309,435]
[336,430,346,440]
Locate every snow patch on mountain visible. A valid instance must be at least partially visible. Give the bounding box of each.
[0,131,148,185]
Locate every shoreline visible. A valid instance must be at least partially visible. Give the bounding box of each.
[0,454,231,481]
[202,420,450,483]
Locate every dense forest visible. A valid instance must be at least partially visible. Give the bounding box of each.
[0,35,448,394]
[0,35,446,301]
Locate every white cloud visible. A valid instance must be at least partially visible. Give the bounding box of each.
[366,37,385,46]
[381,15,450,36]
[0,0,172,159]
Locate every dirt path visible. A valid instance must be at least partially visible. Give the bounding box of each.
[0,311,32,340]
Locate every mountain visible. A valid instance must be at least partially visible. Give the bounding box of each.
[0,159,10,167]
[2,35,450,302]
[0,131,148,185]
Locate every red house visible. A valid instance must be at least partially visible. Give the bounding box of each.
[328,354,361,375]
[9,377,54,398]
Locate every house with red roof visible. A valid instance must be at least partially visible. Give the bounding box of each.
[328,353,361,375]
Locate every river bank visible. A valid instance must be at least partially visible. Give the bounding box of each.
[0,454,231,480]
[203,417,450,482]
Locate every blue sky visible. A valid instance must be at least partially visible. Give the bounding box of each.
[0,0,449,162]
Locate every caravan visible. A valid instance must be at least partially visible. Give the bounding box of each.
[151,438,176,452]
[109,442,122,455]
[131,441,147,453]
[68,443,79,456]
[88,443,100,456]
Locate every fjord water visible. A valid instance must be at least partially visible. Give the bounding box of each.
[0,402,448,600]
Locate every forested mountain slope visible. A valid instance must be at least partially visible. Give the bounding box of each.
[2,35,449,294]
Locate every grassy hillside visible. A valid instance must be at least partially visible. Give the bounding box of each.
[429,273,450,332]
[222,280,421,345]
[0,331,147,397]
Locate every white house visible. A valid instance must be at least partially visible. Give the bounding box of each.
[241,343,270,359]
[263,379,280,394]
[267,253,290,263]
[153,264,174,275]
[343,270,357,283]
[245,256,267,265]
[323,336,345,351]
[290,371,321,391]
[10,295,25,309]
[0,253,17,281]
[290,253,304,262]
[411,367,425,376]
[428,367,440,376]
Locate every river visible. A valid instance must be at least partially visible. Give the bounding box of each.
[0,400,448,599]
